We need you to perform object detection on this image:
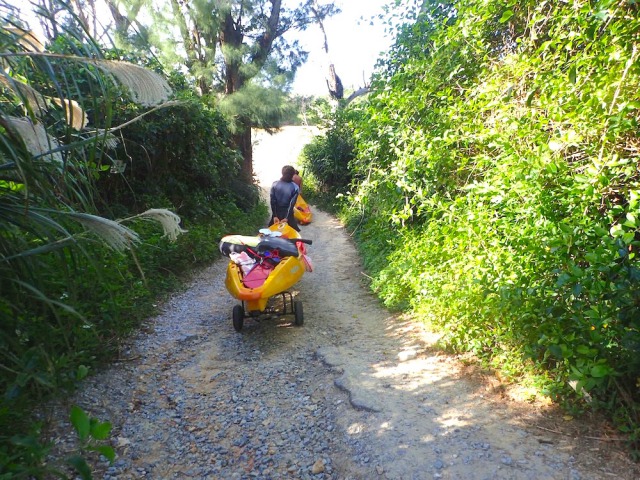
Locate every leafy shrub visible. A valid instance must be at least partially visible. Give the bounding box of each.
[96,99,261,221]
[299,107,360,213]
[0,21,266,477]
[313,0,640,452]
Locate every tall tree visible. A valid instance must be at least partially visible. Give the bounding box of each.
[31,0,112,42]
[308,0,342,100]
[103,0,148,47]
[107,0,339,179]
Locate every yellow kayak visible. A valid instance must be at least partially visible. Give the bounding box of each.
[294,195,312,225]
[220,222,312,331]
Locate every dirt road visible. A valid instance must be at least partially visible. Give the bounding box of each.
[46,127,639,479]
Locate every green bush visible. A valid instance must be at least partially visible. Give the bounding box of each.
[299,107,360,213]
[0,27,267,477]
[96,99,261,221]
[312,0,640,453]
[0,199,267,476]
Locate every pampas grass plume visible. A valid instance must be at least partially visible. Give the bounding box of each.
[68,212,141,251]
[97,60,172,107]
[4,116,63,164]
[134,209,188,241]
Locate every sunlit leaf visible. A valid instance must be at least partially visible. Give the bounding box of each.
[499,10,514,23]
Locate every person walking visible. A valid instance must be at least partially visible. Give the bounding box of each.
[269,165,300,231]
[292,169,303,194]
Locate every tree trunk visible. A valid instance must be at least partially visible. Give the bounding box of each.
[221,12,250,180]
[235,118,253,181]
[220,2,282,182]
[105,0,130,41]
[70,0,93,36]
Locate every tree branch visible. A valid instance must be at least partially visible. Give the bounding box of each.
[250,0,282,70]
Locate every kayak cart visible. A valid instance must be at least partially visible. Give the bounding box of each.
[219,221,313,331]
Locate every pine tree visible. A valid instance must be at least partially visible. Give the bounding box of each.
[105,0,339,179]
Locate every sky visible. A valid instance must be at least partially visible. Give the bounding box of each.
[288,1,396,96]
[8,0,399,97]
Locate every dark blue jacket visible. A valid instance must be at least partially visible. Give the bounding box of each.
[270,180,299,221]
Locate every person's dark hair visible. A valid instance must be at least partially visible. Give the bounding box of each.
[281,165,295,182]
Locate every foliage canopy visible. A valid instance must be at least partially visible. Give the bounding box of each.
[0,2,266,476]
[303,0,640,452]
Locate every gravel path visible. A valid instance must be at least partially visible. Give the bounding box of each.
[42,127,640,479]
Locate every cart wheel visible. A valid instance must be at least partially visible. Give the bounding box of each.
[293,300,304,326]
[232,304,244,332]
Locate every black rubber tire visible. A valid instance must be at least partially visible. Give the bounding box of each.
[232,304,244,332]
[293,300,304,326]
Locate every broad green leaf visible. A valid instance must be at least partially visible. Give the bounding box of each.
[585,252,600,263]
[499,10,514,23]
[10,434,43,449]
[547,344,564,359]
[610,224,623,237]
[585,307,600,319]
[594,226,609,237]
[33,372,55,388]
[590,364,610,378]
[90,421,112,440]
[70,406,90,441]
[67,455,93,480]
[623,213,637,228]
[77,365,90,380]
[576,345,595,356]
[90,445,116,462]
